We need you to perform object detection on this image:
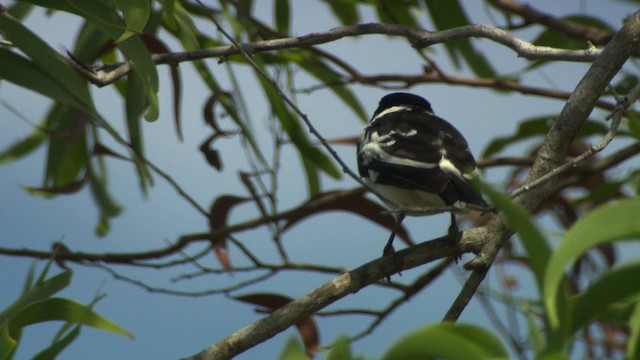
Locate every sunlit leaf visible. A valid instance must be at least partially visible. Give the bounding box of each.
[0,271,71,326]
[381,323,509,360]
[9,298,133,339]
[544,198,640,328]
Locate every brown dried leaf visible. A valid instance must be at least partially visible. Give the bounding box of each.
[324,135,359,145]
[22,172,88,197]
[282,188,414,247]
[209,195,250,270]
[234,293,319,357]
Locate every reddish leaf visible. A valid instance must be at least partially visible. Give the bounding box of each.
[282,188,414,246]
[209,195,250,270]
[234,293,319,357]
[325,135,359,145]
[92,143,129,160]
[22,172,88,197]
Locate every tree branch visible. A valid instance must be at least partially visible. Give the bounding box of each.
[182,234,461,360]
[448,10,640,322]
[73,23,602,87]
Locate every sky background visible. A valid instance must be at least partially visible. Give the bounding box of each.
[1,1,639,359]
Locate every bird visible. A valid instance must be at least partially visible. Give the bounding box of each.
[357,92,490,258]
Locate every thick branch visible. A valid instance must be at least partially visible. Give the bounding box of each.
[449,11,640,321]
[182,234,461,360]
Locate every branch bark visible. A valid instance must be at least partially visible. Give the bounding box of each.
[74,23,602,87]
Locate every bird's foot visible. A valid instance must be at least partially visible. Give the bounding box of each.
[382,244,402,282]
[448,223,462,263]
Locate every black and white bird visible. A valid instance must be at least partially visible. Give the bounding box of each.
[357,92,490,257]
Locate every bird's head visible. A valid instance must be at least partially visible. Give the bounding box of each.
[372,92,434,121]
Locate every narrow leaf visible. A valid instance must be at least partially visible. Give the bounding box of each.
[570,261,640,333]
[544,198,640,328]
[9,298,133,339]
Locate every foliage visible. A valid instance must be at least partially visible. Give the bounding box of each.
[0,261,132,360]
[1,0,640,359]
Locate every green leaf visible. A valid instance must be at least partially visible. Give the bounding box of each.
[112,0,151,40]
[9,298,133,339]
[0,10,95,113]
[118,35,160,121]
[628,301,640,360]
[287,51,368,123]
[0,125,46,165]
[23,0,125,39]
[274,0,290,34]
[323,0,359,25]
[544,198,640,328]
[570,261,640,333]
[0,271,71,326]
[124,70,154,195]
[0,325,18,360]
[478,181,550,289]
[33,325,82,360]
[375,0,418,27]
[423,0,496,78]
[0,50,83,107]
[278,336,306,360]
[381,323,509,360]
[88,159,123,237]
[527,15,614,71]
[482,117,610,158]
[327,336,353,360]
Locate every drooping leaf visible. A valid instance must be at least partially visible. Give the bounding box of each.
[274,0,290,34]
[477,181,550,289]
[375,0,418,27]
[112,0,151,42]
[282,188,414,247]
[322,0,359,25]
[544,198,640,328]
[235,293,319,357]
[381,323,509,360]
[209,195,250,270]
[423,0,496,78]
[21,173,88,197]
[287,51,368,123]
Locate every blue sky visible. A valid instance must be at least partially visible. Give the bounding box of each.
[1,1,639,359]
